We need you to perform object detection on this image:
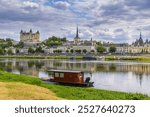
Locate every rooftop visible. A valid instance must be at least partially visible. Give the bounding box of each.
[48,69,82,73]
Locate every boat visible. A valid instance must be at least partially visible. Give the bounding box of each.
[47,69,94,87]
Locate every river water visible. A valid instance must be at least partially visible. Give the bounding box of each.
[0,58,150,96]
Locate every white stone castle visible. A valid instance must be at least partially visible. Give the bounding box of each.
[20,29,40,43]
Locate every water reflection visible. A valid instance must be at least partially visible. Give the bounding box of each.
[1,59,150,95]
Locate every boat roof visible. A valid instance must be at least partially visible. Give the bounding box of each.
[48,69,82,73]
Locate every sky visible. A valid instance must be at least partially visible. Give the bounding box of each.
[0,0,150,43]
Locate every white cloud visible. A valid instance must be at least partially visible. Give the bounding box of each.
[0,0,150,43]
[22,1,39,8]
[54,1,70,10]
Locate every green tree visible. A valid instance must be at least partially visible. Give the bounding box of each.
[28,47,35,54]
[7,48,12,55]
[0,48,5,55]
[66,50,69,53]
[16,49,19,54]
[43,36,67,47]
[91,50,95,53]
[97,46,106,53]
[35,46,44,53]
[15,42,24,48]
[109,46,116,53]
[5,38,13,47]
[75,49,81,54]
[83,49,87,53]
[70,49,74,53]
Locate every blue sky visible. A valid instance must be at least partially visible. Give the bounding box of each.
[0,0,150,43]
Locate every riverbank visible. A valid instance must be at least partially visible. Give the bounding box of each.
[0,70,149,100]
[105,56,150,62]
[0,56,83,60]
[1,55,150,62]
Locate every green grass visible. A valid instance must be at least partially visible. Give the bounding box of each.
[105,56,150,62]
[0,56,83,60]
[0,70,150,100]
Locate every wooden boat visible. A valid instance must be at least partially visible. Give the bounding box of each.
[47,69,94,87]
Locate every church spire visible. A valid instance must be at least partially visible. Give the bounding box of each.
[76,25,79,38]
[139,32,142,40]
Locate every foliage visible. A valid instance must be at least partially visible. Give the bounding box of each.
[28,47,35,54]
[75,49,81,53]
[109,46,116,53]
[97,46,106,53]
[66,50,69,53]
[7,48,12,55]
[0,48,5,55]
[53,50,62,53]
[35,46,44,53]
[0,38,13,49]
[96,41,102,45]
[15,42,24,48]
[91,50,95,53]
[43,36,67,47]
[83,49,87,53]
[70,49,74,53]
[16,49,20,54]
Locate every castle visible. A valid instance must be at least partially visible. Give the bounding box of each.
[20,29,40,43]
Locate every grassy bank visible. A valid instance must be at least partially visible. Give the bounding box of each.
[0,56,83,60]
[0,71,149,100]
[105,56,150,62]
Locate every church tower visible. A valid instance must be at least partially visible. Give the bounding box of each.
[74,25,80,44]
[139,32,144,46]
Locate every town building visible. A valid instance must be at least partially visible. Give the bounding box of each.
[128,32,150,53]
[69,26,96,53]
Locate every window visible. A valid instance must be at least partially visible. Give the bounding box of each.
[60,73,64,78]
[55,73,59,77]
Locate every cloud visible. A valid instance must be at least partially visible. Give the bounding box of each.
[0,0,150,44]
[22,1,39,8]
[53,1,70,10]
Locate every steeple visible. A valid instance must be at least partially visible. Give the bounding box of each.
[74,24,80,45]
[139,32,144,46]
[76,25,79,38]
[30,29,32,33]
[20,30,23,33]
[139,32,142,40]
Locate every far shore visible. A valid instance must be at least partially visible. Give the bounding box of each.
[1,55,150,62]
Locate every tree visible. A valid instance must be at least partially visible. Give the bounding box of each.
[109,46,116,53]
[70,49,74,53]
[97,46,106,53]
[28,47,35,54]
[7,48,12,55]
[0,48,5,55]
[83,49,87,53]
[15,42,24,48]
[5,38,13,47]
[43,36,67,47]
[91,50,95,53]
[66,50,69,53]
[53,50,62,53]
[16,49,19,54]
[35,46,44,53]
[75,49,81,54]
